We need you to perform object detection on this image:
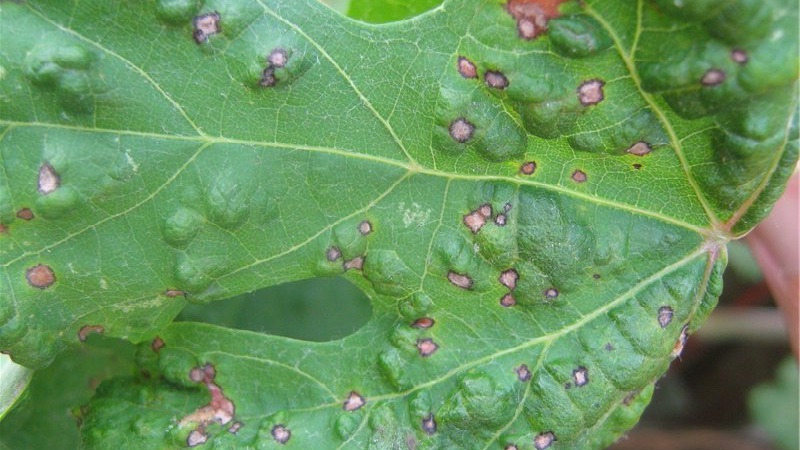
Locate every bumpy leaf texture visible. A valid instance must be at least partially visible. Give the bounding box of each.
[0,0,797,448]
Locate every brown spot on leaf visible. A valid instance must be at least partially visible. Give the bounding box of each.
[499,269,519,290]
[164,289,186,298]
[268,48,289,68]
[38,163,60,195]
[463,210,486,233]
[520,161,537,175]
[228,421,243,434]
[505,445,519,450]
[494,214,507,226]
[457,56,478,79]
[180,363,236,429]
[421,413,437,435]
[187,429,208,447]
[506,0,566,40]
[632,163,642,170]
[271,424,291,444]
[193,11,220,44]
[544,287,558,300]
[572,366,589,387]
[623,391,638,406]
[578,79,605,105]
[701,69,726,86]
[327,246,342,261]
[500,293,516,307]
[344,256,364,271]
[463,203,493,233]
[731,48,748,64]
[515,364,532,381]
[0,224,7,234]
[411,317,435,329]
[571,170,587,183]
[16,208,34,221]
[260,66,277,87]
[417,338,439,357]
[343,391,366,411]
[672,325,689,358]
[358,220,373,235]
[26,264,55,289]
[657,306,674,328]
[626,141,652,156]
[151,336,165,352]
[485,70,509,89]
[447,271,473,289]
[449,118,475,143]
[534,431,556,449]
[592,273,601,280]
[78,325,104,342]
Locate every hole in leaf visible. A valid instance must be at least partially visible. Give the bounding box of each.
[177,277,371,341]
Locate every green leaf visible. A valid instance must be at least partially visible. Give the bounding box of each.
[0,336,135,450]
[0,0,797,448]
[347,0,442,23]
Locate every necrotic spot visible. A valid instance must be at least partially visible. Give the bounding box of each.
[358,220,372,235]
[78,325,104,342]
[449,118,475,143]
[417,338,439,357]
[268,48,289,68]
[577,79,604,105]
[343,391,365,411]
[534,431,556,449]
[731,48,748,64]
[515,364,532,381]
[187,430,208,447]
[701,69,726,86]
[151,336,165,352]
[26,264,55,289]
[572,366,589,387]
[38,163,60,195]
[544,287,558,300]
[658,306,674,328]
[16,208,34,221]
[500,293,516,307]
[327,246,342,261]
[626,141,651,156]
[457,56,477,79]
[484,70,509,89]
[271,424,291,444]
[571,170,587,183]
[447,271,473,289]
[192,11,220,44]
[411,317,435,329]
[421,413,437,434]
[499,269,519,290]
[344,256,364,271]
[520,161,537,175]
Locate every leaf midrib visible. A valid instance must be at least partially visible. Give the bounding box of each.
[0,119,711,270]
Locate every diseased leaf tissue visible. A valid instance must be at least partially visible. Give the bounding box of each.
[0,0,797,448]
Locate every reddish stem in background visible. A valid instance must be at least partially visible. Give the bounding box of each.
[746,172,799,359]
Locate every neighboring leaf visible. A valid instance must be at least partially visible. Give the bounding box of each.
[0,337,135,450]
[0,354,32,422]
[0,0,797,449]
[347,0,442,23]
[749,357,800,450]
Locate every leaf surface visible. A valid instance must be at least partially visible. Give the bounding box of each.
[0,0,797,448]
